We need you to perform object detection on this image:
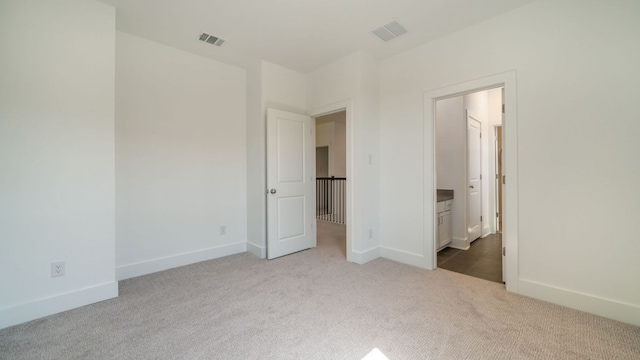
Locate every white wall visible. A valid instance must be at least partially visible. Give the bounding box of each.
[115,32,247,279]
[307,51,380,264]
[0,0,117,329]
[307,54,358,111]
[316,111,347,178]
[380,0,640,325]
[262,61,307,115]
[435,96,467,246]
[246,60,307,257]
[357,52,381,262]
[334,120,347,178]
[316,122,335,148]
[246,60,264,258]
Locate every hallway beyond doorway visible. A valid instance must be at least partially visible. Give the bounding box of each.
[317,220,346,259]
[437,234,502,283]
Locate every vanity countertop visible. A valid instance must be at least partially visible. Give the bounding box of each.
[437,189,454,202]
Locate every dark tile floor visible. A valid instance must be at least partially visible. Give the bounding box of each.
[437,233,503,283]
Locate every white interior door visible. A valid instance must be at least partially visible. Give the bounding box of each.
[266,109,316,259]
[467,112,482,242]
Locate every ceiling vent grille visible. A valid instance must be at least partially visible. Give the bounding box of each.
[371,21,408,42]
[199,33,225,47]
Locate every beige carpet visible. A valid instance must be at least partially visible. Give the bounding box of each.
[1,221,639,359]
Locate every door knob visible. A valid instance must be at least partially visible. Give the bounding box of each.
[469,185,474,189]
[270,189,277,194]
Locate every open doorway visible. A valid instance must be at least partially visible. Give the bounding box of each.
[315,110,347,258]
[424,71,518,291]
[434,87,504,283]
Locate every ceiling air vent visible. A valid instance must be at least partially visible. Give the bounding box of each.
[371,21,408,42]
[199,33,225,47]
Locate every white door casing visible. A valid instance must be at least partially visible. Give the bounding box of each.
[467,112,482,242]
[266,109,316,259]
[309,101,353,263]
[426,71,517,290]
[500,87,506,283]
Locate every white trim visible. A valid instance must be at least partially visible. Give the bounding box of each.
[0,281,118,330]
[491,124,502,234]
[116,242,246,280]
[351,246,380,264]
[310,99,356,263]
[482,225,491,238]
[247,242,266,259]
[447,237,470,250]
[380,246,426,269]
[519,279,640,326]
[424,71,519,290]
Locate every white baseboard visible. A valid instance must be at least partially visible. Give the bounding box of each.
[247,242,266,259]
[448,237,470,250]
[380,246,427,269]
[116,241,246,280]
[351,246,380,264]
[0,281,118,330]
[518,279,640,326]
[482,225,491,238]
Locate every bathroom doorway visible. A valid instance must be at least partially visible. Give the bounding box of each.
[434,87,504,283]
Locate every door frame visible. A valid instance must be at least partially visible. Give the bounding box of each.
[424,71,519,292]
[310,100,354,262]
[493,125,503,233]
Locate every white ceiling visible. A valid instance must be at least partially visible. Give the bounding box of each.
[97,0,536,74]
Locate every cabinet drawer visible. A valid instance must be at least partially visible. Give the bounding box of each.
[436,201,445,213]
[445,200,453,211]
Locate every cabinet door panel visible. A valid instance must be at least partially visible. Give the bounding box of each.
[439,211,452,248]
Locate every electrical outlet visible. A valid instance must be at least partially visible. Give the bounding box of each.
[51,261,65,278]
[369,229,373,239]
[220,226,226,235]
